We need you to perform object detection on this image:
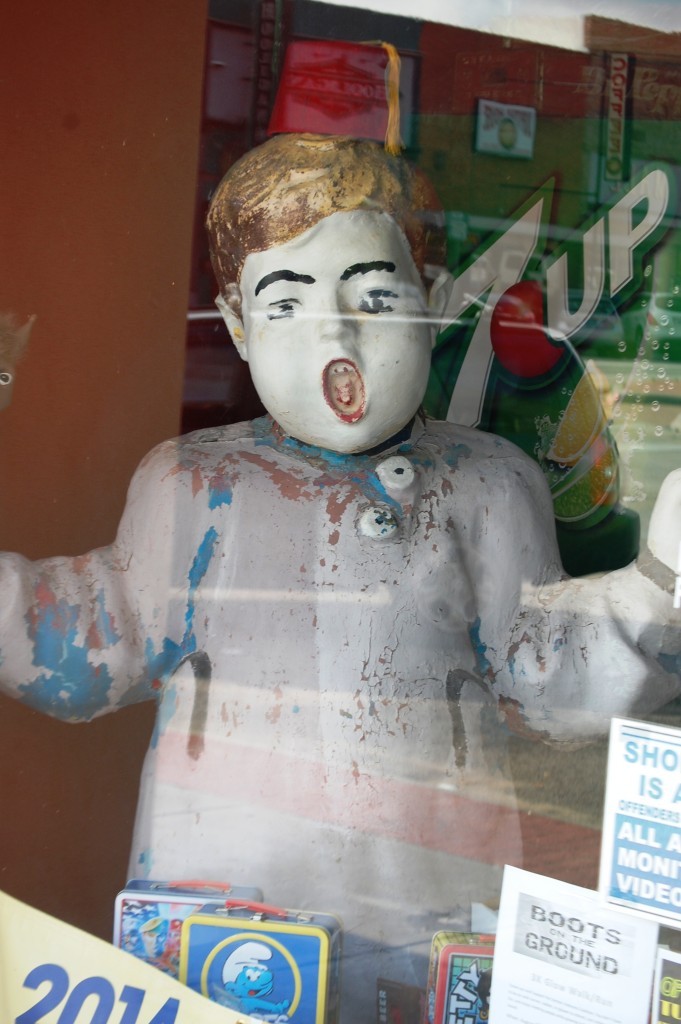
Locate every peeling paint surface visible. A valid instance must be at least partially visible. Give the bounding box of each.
[21,579,115,719]
[1,413,680,1017]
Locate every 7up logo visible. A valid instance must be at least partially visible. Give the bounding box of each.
[434,165,674,427]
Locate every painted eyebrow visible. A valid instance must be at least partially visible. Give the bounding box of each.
[340,261,396,281]
[254,270,315,296]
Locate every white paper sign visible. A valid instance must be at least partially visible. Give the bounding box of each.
[475,100,536,159]
[489,866,658,1024]
[600,718,681,926]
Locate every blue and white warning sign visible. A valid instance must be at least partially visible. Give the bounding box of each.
[600,718,681,926]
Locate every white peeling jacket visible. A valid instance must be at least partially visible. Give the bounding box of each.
[1,415,679,1015]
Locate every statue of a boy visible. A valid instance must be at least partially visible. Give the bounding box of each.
[1,134,680,1019]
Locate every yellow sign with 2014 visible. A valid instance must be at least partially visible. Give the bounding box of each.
[0,890,254,1024]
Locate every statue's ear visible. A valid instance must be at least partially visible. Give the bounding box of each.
[216,285,247,361]
[427,269,452,347]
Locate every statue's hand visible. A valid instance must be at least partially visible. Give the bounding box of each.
[648,468,681,573]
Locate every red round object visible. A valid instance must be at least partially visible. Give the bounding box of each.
[490,280,564,378]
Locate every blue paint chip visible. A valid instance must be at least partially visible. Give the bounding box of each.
[208,483,232,509]
[469,616,493,679]
[143,526,219,710]
[93,588,121,645]
[22,592,114,719]
[188,526,219,593]
[443,443,473,470]
[137,848,153,875]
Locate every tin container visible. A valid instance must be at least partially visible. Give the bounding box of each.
[113,879,263,978]
[179,898,343,1023]
[424,932,495,1024]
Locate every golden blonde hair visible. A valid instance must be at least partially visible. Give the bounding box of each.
[206,133,444,292]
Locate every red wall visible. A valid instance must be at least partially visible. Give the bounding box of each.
[0,1,207,937]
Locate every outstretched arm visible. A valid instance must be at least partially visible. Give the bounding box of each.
[0,441,188,721]
[473,458,681,743]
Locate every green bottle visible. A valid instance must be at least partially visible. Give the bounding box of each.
[426,278,640,576]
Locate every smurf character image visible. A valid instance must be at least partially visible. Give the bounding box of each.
[1,133,680,1021]
[220,941,290,1019]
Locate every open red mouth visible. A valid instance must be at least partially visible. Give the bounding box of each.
[322,359,366,423]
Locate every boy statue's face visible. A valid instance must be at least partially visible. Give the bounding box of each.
[218,210,436,453]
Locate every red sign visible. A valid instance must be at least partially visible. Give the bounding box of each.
[269,39,412,142]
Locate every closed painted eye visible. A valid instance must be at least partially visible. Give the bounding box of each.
[267,298,299,320]
[358,289,397,314]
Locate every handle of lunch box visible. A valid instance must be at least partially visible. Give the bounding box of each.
[164,880,236,891]
[223,898,289,918]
